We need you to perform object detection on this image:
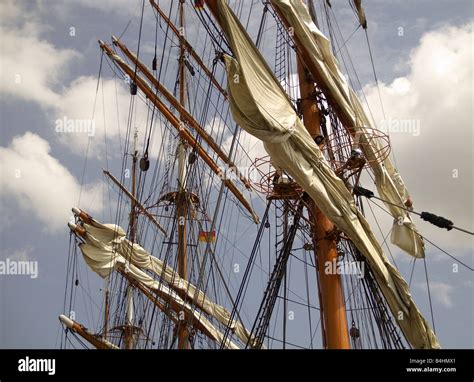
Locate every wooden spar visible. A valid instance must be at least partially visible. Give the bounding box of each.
[124,130,139,350]
[117,269,179,325]
[117,268,222,344]
[66,223,231,347]
[102,169,168,236]
[295,4,350,349]
[111,35,252,191]
[308,205,350,349]
[176,144,189,349]
[99,41,259,224]
[177,0,189,350]
[103,289,110,340]
[59,315,119,349]
[284,1,350,349]
[149,0,228,99]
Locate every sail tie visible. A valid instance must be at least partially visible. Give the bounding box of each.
[420,212,453,231]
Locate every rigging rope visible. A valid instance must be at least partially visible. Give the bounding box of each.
[246,202,304,349]
[219,201,272,348]
[364,30,387,124]
[362,195,474,272]
[423,257,436,334]
[354,185,474,235]
[77,49,103,207]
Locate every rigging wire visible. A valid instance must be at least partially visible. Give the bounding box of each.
[324,5,378,133]
[132,0,146,83]
[77,49,103,207]
[423,257,436,334]
[303,248,314,348]
[408,257,417,288]
[354,185,474,236]
[364,29,387,124]
[363,28,399,168]
[117,20,132,41]
[334,24,360,55]
[365,197,473,272]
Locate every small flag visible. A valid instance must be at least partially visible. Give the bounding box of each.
[194,0,205,10]
[199,230,216,243]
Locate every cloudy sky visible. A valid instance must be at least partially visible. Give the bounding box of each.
[0,0,472,349]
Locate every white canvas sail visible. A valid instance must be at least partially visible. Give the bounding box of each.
[271,0,425,259]
[213,0,439,349]
[72,215,255,347]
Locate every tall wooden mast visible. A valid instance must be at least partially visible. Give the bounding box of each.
[124,128,139,349]
[295,3,350,350]
[176,0,190,349]
[298,59,350,349]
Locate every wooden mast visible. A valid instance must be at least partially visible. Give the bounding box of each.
[149,0,227,98]
[203,0,350,348]
[124,129,139,349]
[176,0,189,349]
[293,3,350,350]
[103,289,110,341]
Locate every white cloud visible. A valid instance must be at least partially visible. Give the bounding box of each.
[59,0,145,16]
[54,75,134,159]
[0,22,78,108]
[0,133,103,233]
[0,246,34,261]
[1,36,154,161]
[0,0,22,22]
[221,120,269,197]
[0,0,155,160]
[416,281,454,308]
[363,22,473,252]
[222,128,268,170]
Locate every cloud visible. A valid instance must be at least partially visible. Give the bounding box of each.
[0,246,35,261]
[0,0,156,160]
[416,281,454,308]
[363,22,473,252]
[220,120,269,197]
[0,21,78,108]
[222,127,268,170]
[53,75,140,159]
[0,0,22,22]
[0,133,103,233]
[1,29,154,160]
[60,0,146,17]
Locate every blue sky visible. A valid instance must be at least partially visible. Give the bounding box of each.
[0,0,472,348]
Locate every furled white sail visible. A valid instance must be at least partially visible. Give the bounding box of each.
[73,215,255,348]
[213,0,439,349]
[122,239,256,345]
[271,0,425,259]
